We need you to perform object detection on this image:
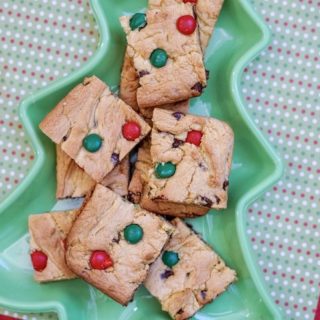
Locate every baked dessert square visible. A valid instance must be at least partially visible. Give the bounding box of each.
[56,145,129,199]
[39,76,150,182]
[119,0,224,115]
[128,140,152,204]
[128,140,209,217]
[65,184,174,305]
[194,0,225,52]
[119,50,140,112]
[119,50,189,119]
[144,218,236,320]
[29,210,78,283]
[146,108,234,210]
[120,0,207,109]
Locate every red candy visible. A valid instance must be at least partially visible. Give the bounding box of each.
[90,250,113,270]
[177,15,197,35]
[31,250,48,272]
[186,130,203,146]
[122,121,141,141]
[183,0,197,3]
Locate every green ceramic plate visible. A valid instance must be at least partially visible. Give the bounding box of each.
[0,0,284,319]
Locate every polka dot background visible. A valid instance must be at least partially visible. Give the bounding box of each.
[0,0,318,319]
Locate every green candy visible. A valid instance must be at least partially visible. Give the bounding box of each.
[155,162,176,179]
[129,13,147,31]
[124,224,144,244]
[150,49,168,68]
[82,134,103,153]
[162,251,179,268]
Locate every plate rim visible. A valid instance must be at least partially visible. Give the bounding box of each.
[0,0,284,319]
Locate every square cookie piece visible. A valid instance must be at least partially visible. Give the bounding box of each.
[119,0,223,116]
[194,0,225,52]
[128,141,209,217]
[146,108,234,209]
[40,76,150,182]
[120,0,207,109]
[66,184,174,305]
[29,210,78,283]
[56,145,129,199]
[144,219,236,320]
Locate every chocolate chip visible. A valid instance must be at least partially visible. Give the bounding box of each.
[191,82,204,93]
[112,234,120,243]
[223,180,229,190]
[177,309,184,315]
[127,191,140,204]
[199,162,208,171]
[161,269,174,279]
[127,191,134,203]
[172,138,184,148]
[154,195,167,201]
[201,290,207,299]
[138,70,150,78]
[205,69,210,80]
[186,272,191,277]
[62,135,67,141]
[215,196,221,204]
[199,196,213,207]
[172,111,185,120]
[111,153,119,166]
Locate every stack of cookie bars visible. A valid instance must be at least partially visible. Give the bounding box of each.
[28,0,237,319]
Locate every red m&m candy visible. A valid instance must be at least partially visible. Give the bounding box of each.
[122,121,141,141]
[31,250,48,272]
[177,15,197,35]
[183,0,197,3]
[186,130,203,146]
[90,250,113,270]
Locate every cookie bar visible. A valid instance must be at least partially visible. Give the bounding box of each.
[128,141,209,217]
[127,140,152,204]
[195,0,225,52]
[144,219,236,320]
[56,145,129,199]
[66,184,174,305]
[29,210,78,282]
[120,0,207,109]
[146,108,233,210]
[39,76,150,182]
[139,100,189,122]
[119,0,223,115]
[119,50,140,112]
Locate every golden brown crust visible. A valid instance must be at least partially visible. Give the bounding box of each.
[140,193,209,218]
[119,50,140,111]
[29,210,79,282]
[56,144,96,199]
[146,108,234,209]
[128,140,152,204]
[120,0,206,109]
[196,0,225,52]
[66,185,174,305]
[100,156,130,197]
[40,76,150,182]
[56,145,129,199]
[144,219,236,320]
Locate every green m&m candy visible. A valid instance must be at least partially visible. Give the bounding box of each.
[124,224,144,244]
[155,162,176,179]
[129,13,147,31]
[82,134,103,153]
[150,48,168,68]
[162,251,179,268]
